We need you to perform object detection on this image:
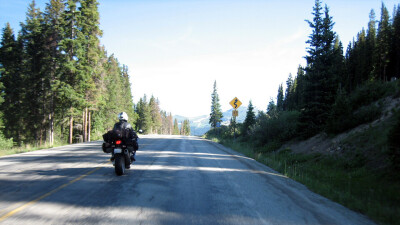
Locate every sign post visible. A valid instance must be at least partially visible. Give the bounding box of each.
[229,97,242,140]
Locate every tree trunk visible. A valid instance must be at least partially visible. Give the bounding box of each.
[69,116,73,144]
[41,77,46,147]
[48,114,51,146]
[50,101,54,146]
[61,110,65,141]
[39,129,43,147]
[84,107,88,142]
[49,110,54,146]
[86,108,89,141]
[49,52,56,146]
[88,111,91,142]
[83,110,86,142]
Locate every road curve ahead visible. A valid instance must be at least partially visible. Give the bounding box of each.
[0,135,375,225]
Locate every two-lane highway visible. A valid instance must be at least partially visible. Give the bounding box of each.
[0,135,375,224]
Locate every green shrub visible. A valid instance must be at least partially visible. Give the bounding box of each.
[327,104,381,134]
[326,82,390,134]
[349,81,397,109]
[260,140,282,153]
[205,125,234,140]
[387,111,400,173]
[251,111,300,148]
[0,134,13,150]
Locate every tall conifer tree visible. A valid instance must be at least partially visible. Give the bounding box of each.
[277,84,284,111]
[391,5,400,79]
[20,1,49,145]
[242,101,256,135]
[366,9,377,80]
[0,23,23,142]
[301,0,338,136]
[173,119,179,135]
[209,80,223,128]
[167,113,173,134]
[374,3,392,81]
[42,0,66,145]
[136,95,152,134]
[293,65,305,110]
[0,24,24,143]
[284,74,294,111]
[266,99,278,118]
[149,96,162,134]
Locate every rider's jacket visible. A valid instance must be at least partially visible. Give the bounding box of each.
[113,120,138,140]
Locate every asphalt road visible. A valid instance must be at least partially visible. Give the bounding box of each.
[0,135,375,225]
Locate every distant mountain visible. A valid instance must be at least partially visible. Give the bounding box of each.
[174,106,257,136]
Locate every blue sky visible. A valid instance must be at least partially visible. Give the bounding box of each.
[1,0,399,117]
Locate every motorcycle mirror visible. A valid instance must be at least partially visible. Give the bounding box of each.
[138,129,143,134]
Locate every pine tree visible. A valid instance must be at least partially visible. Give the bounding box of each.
[173,118,179,135]
[0,23,24,143]
[77,0,102,107]
[159,111,166,134]
[277,84,284,111]
[391,5,400,79]
[366,9,377,80]
[332,36,346,89]
[209,80,223,128]
[293,65,305,110]
[121,65,135,121]
[42,0,66,145]
[149,96,162,134]
[91,54,135,138]
[284,74,294,111]
[374,3,392,81]
[167,113,173,135]
[301,0,339,136]
[186,120,191,136]
[267,98,278,119]
[242,101,256,136]
[20,1,49,145]
[60,0,86,143]
[179,121,183,135]
[180,119,191,136]
[136,95,152,134]
[159,111,173,135]
[77,0,103,142]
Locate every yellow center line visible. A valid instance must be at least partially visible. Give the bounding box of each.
[0,161,110,222]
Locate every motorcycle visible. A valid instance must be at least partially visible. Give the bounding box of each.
[112,138,133,176]
[103,130,141,176]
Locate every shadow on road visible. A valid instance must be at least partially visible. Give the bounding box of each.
[0,136,351,225]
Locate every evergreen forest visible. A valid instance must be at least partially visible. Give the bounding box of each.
[209,0,400,157]
[135,94,190,136]
[0,0,187,149]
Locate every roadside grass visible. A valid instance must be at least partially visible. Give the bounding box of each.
[265,150,400,225]
[206,135,400,225]
[0,141,70,157]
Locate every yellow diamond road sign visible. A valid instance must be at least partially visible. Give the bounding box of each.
[230,97,242,109]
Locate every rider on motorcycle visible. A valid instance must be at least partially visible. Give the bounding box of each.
[103,112,139,162]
